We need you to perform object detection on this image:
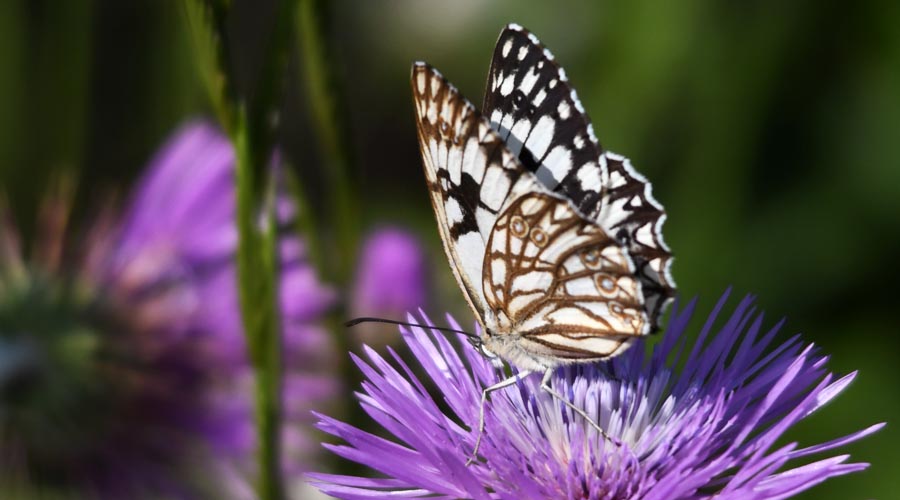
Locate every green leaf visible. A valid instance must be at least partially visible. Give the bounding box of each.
[182,0,235,133]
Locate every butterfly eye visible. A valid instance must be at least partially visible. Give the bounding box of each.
[467,337,499,361]
[510,215,528,237]
[529,227,548,247]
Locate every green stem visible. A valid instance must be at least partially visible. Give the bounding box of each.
[234,112,284,500]
[183,2,294,498]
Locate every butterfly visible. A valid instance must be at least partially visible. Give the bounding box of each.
[411,23,675,462]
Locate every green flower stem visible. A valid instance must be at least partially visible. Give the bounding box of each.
[183,2,297,498]
[234,111,284,500]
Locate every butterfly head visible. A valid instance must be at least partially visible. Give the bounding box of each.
[467,334,505,368]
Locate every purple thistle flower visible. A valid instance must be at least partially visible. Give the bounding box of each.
[310,292,882,499]
[0,121,337,498]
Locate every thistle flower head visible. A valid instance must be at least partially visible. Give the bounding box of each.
[311,292,882,499]
[0,121,337,498]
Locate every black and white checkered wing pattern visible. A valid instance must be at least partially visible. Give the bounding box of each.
[484,24,675,330]
[411,62,545,325]
[595,153,674,327]
[483,24,605,218]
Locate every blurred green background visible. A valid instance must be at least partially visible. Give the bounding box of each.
[1,1,897,498]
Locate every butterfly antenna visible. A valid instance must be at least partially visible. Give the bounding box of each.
[345,317,478,339]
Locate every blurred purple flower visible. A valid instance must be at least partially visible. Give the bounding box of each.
[310,292,882,499]
[351,227,427,319]
[0,121,337,498]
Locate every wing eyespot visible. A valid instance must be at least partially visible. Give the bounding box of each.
[529,227,548,247]
[595,273,617,294]
[581,248,602,269]
[609,301,624,316]
[510,215,528,238]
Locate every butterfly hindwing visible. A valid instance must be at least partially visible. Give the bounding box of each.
[484,192,648,360]
[597,153,675,327]
[484,24,675,330]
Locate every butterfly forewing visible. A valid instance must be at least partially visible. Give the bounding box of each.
[484,192,648,360]
[484,24,676,331]
[411,62,547,326]
[483,24,606,217]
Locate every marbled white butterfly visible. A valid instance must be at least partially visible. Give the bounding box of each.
[411,24,675,462]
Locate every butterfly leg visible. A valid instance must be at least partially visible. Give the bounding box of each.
[539,368,616,443]
[466,370,532,466]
